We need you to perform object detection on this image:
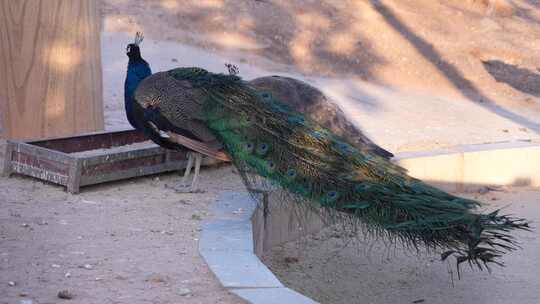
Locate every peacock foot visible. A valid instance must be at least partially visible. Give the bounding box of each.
[166,182,206,194]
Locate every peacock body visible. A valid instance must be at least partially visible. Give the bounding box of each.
[134,67,530,270]
[249,76,393,159]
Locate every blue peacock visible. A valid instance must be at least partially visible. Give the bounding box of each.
[124,33,530,270]
[124,33,392,192]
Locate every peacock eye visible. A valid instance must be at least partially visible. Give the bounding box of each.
[242,142,254,153]
[266,160,276,173]
[256,143,269,155]
[327,191,339,200]
[286,168,297,179]
[354,183,369,192]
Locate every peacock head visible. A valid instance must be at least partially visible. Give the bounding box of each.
[126,32,144,61]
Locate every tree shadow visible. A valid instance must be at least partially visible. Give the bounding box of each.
[482,60,540,97]
[102,0,387,81]
[368,0,540,134]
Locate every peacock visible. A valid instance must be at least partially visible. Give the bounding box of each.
[124,33,227,192]
[132,65,530,271]
[124,33,392,192]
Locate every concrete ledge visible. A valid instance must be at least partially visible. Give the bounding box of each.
[200,141,540,304]
[394,140,540,192]
[199,191,319,303]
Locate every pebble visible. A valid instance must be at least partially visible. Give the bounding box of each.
[51,264,61,268]
[8,281,16,286]
[84,264,93,270]
[58,289,74,299]
[178,288,192,296]
[21,223,29,228]
[19,292,29,297]
[65,272,71,278]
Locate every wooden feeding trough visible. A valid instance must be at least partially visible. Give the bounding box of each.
[2,129,221,193]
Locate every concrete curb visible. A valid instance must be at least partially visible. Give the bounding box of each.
[199,140,540,304]
[199,191,319,304]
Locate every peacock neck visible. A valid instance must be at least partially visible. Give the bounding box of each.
[124,59,151,129]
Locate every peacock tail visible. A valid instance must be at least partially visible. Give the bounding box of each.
[136,67,530,271]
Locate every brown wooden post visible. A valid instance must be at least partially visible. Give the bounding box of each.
[0,0,104,140]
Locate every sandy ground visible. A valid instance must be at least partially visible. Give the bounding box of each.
[1,1,540,303]
[263,187,540,304]
[0,164,247,304]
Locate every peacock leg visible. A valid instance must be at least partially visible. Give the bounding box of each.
[188,153,203,193]
[171,152,193,191]
[173,152,205,193]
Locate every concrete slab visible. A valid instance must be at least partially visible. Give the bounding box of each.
[211,191,258,221]
[231,287,319,304]
[199,219,254,252]
[200,248,283,288]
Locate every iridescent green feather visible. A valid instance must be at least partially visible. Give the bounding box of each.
[170,67,530,271]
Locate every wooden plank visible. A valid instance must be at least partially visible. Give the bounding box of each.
[12,142,72,165]
[0,0,104,140]
[2,142,13,177]
[30,129,148,153]
[10,162,69,186]
[67,159,82,194]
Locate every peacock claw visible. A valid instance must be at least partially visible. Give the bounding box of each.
[174,186,205,194]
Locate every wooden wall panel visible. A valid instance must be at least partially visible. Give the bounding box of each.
[0,0,104,140]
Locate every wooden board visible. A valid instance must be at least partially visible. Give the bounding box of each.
[0,0,104,140]
[3,129,224,193]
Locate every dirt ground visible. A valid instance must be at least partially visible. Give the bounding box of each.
[263,187,540,304]
[0,161,247,304]
[1,1,540,303]
[101,0,540,132]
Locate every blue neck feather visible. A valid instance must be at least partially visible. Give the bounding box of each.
[124,58,152,129]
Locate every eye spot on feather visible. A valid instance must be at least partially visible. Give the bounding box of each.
[326,191,339,202]
[242,142,254,153]
[354,183,370,192]
[266,160,276,173]
[256,143,269,155]
[286,168,297,180]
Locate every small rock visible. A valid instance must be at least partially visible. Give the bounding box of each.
[179,200,191,205]
[58,289,74,299]
[65,272,71,278]
[21,223,29,228]
[412,300,425,304]
[145,273,168,283]
[477,187,490,194]
[191,214,202,221]
[19,291,29,297]
[178,288,192,296]
[51,264,61,268]
[232,208,244,214]
[502,129,509,133]
[171,58,178,62]
[284,257,299,264]
[81,264,93,270]
[8,281,16,286]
